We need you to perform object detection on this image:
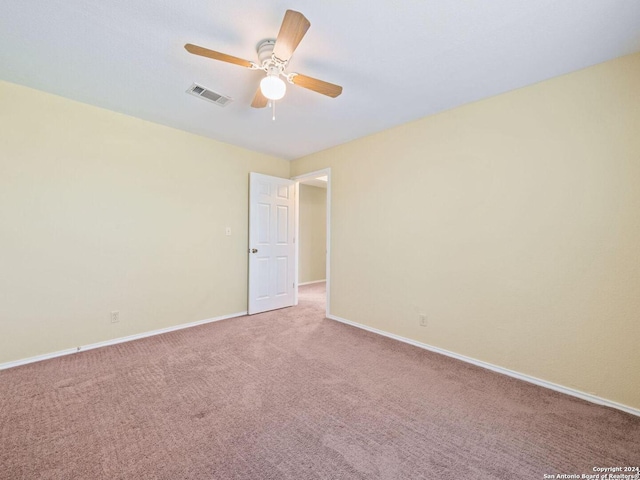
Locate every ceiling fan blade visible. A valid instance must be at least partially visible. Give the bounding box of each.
[273,10,310,62]
[184,43,253,68]
[251,87,269,108]
[291,74,343,98]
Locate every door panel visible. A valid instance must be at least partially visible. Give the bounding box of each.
[248,172,296,314]
[275,256,288,295]
[276,205,289,244]
[257,203,270,243]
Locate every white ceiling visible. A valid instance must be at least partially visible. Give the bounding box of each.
[1,1,639,160]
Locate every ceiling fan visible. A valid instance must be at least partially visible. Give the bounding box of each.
[184,10,343,111]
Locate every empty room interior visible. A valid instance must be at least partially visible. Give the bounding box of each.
[1,1,639,479]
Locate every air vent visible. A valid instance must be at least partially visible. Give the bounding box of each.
[186,83,233,107]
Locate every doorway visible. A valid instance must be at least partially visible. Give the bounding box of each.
[293,169,331,317]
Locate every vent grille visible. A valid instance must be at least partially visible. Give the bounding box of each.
[186,83,232,107]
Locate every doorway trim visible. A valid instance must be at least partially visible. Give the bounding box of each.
[292,168,331,318]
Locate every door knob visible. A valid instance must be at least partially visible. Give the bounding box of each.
[250,248,258,253]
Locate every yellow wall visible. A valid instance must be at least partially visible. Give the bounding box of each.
[291,53,640,410]
[298,184,327,284]
[0,80,289,363]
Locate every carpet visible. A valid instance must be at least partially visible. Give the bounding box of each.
[1,282,638,479]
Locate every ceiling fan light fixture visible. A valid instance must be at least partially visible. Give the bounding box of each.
[260,74,286,100]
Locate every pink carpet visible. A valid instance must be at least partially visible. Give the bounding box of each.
[1,282,638,479]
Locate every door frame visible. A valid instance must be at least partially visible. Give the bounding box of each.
[291,168,331,318]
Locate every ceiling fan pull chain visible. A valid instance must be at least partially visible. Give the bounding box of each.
[272,100,276,121]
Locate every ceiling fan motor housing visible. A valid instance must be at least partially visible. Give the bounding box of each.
[257,39,276,66]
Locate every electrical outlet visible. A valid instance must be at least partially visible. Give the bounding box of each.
[110,311,120,323]
[419,314,427,327]
[225,227,232,236]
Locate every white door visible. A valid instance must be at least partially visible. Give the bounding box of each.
[248,172,296,314]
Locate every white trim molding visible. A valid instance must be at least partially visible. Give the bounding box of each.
[326,314,640,418]
[298,279,327,286]
[0,311,247,370]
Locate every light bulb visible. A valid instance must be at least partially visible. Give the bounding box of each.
[260,74,286,100]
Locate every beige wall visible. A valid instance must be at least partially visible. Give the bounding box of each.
[0,80,289,364]
[291,53,640,410]
[298,184,326,284]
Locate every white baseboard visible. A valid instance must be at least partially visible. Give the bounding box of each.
[298,279,326,286]
[326,314,640,418]
[0,311,247,370]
